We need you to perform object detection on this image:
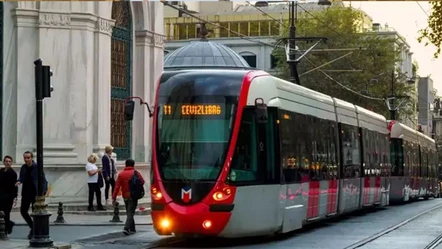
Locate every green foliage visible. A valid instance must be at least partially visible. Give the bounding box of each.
[418,1,442,58]
[273,6,415,119]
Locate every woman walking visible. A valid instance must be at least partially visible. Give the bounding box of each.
[0,155,18,234]
[85,154,106,211]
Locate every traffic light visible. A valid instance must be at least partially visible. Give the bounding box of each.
[42,65,53,98]
[34,59,54,100]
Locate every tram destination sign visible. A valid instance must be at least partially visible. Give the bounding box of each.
[163,104,222,116]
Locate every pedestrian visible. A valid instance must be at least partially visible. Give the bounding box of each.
[86,153,106,211]
[0,155,18,234]
[15,151,48,240]
[112,159,145,235]
[102,145,117,205]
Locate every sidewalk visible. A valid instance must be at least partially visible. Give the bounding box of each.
[12,196,151,214]
[10,212,152,226]
[1,239,76,249]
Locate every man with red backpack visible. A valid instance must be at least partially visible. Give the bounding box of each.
[112,159,145,235]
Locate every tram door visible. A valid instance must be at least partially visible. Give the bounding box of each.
[233,104,282,233]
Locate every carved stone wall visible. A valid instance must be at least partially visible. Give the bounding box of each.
[2,1,164,200]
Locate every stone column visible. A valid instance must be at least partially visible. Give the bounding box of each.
[69,11,98,163]
[132,30,153,162]
[9,7,40,163]
[37,9,78,164]
[92,16,115,158]
[148,3,166,163]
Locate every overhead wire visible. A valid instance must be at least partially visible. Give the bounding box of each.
[161,1,388,101]
[301,56,384,101]
[161,1,281,49]
[245,1,289,29]
[416,1,429,17]
[239,1,380,100]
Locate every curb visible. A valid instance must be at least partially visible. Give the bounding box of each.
[14,222,152,227]
[62,210,151,216]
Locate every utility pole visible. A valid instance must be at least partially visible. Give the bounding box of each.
[390,70,396,120]
[30,59,54,248]
[288,1,299,85]
[386,69,414,121]
[281,0,329,86]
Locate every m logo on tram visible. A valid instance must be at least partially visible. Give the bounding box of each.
[181,187,192,203]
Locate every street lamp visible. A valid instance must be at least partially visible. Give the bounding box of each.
[369,70,415,120]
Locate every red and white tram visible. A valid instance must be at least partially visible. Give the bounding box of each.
[389,121,438,202]
[144,69,437,238]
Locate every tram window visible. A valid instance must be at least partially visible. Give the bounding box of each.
[328,123,338,179]
[309,116,321,181]
[390,138,404,176]
[422,148,428,178]
[362,129,371,176]
[412,142,418,178]
[229,107,279,185]
[374,132,381,176]
[316,119,330,180]
[229,108,258,183]
[328,121,339,179]
[403,141,409,177]
[369,130,376,176]
[280,112,310,184]
[378,132,384,176]
[340,124,361,179]
[383,134,391,176]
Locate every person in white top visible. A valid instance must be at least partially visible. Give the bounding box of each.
[85,154,106,211]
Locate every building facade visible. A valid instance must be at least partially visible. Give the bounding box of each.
[418,77,435,136]
[1,1,164,199]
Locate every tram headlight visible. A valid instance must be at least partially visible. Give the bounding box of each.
[202,220,212,229]
[151,186,163,201]
[160,219,170,229]
[213,187,232,202]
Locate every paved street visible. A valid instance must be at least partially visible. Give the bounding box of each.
[70,199,442,249]
[5,199,442,249]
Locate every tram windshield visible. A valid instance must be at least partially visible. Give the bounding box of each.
[155,72,241,181]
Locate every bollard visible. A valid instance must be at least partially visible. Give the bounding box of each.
[54,202,66,224]
[110,202,122,223]
[0,211,7,240]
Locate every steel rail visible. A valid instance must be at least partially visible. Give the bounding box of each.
[343,202,442,249]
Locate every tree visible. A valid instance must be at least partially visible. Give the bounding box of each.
[273,6,415,119]
[418,1,442,58]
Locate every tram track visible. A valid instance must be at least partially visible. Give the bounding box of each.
[424,233,442,249]
[146,202,442,249]
[343,202,442,249]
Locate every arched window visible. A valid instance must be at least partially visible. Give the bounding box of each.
[239,51,257,68]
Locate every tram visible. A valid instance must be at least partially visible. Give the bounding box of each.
[389,121,439,202]
[144,69,437,238]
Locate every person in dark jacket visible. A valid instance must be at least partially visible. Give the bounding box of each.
[0,155,18,234]
[16,151,48,239]
[102,145,117,204]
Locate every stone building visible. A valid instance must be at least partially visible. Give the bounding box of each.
[1,1,164,201]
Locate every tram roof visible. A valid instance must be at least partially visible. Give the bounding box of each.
[388,120,435,148]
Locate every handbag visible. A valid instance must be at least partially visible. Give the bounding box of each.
[98,173,104,188]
